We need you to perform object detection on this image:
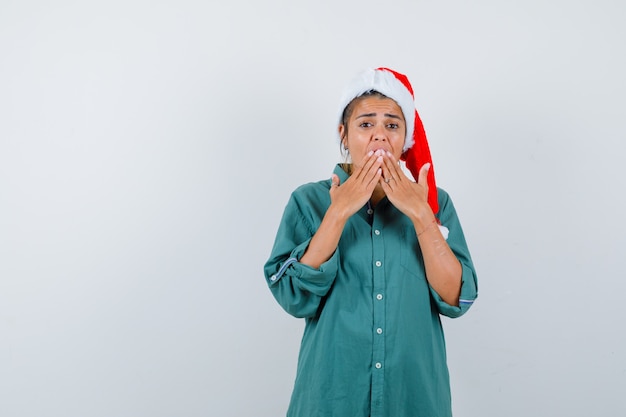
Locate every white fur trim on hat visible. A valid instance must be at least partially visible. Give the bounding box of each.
[337,68,416,151]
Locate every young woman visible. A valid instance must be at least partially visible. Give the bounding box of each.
[264,67,478,417]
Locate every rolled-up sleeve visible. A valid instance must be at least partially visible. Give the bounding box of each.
[429,189,479,318]
[430,262,478,318]
[264,190,338,318]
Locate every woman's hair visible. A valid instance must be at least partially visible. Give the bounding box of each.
[339,90,389,168]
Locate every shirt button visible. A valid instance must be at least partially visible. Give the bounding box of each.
[374,229,380,235]
[376,294,383,300]
[375,261,382,267]
[367,209,374,215]
[376,328,383,334]
[375,362,382,369]
[270,275,277,282]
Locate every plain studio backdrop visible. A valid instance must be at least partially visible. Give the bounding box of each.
[1,1,625,416]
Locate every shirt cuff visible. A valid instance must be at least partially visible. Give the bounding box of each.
[430,263,478,318]
[268,239,339,296]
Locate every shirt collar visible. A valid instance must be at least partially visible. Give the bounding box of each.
[333,164,351,184]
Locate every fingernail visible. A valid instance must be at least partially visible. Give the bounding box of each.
[368,150,374,156]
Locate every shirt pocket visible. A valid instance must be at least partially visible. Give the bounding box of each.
[398,227,426,281]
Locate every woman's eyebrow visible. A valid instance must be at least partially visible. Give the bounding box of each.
[356,113,402,119]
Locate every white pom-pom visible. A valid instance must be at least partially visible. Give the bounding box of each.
[438,225,449,240]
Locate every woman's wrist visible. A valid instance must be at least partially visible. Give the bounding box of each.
[416,218,438,236]
[326,202,352,225]
[410,205,436,232]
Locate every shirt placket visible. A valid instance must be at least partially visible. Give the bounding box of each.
[370,212,386,417]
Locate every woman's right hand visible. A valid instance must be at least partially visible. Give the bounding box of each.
[299,151,383,269]
[328,150,383,220]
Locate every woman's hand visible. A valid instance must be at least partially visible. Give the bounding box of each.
[380,151,462,305]
[300,151,383,269]
[328,150,383,221]
[380,151,433,224]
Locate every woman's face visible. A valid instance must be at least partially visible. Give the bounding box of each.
[339,96,406,170]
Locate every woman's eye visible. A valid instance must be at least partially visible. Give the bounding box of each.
[387,123,399,129]
[359,122,373,128]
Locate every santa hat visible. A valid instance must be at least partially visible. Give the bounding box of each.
[337,67,439,216]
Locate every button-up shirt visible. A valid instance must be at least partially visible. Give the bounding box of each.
[265,165,478,417]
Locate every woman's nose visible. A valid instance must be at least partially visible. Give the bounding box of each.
[372,126,387,141]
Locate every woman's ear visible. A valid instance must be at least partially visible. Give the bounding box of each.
[338,125,347,148]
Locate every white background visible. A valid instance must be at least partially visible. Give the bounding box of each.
[1,1,625,416]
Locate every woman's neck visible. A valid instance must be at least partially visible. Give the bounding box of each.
[370,185,386,207]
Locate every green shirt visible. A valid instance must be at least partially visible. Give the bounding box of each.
[264,165,478,417]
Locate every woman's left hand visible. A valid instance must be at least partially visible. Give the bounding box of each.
[380,152,432,222]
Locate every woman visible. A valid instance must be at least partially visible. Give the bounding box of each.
[264,67,478,417]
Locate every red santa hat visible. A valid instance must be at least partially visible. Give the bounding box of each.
[338,67,439,216]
